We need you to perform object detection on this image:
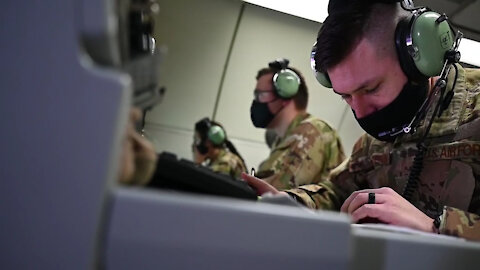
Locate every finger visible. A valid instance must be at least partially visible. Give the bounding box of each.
[241,172,279,195]
[130,107,142,123]
[351,203,391,224]
[340,192,358,213]
[131,131,150,149]
[341,188,389,212]
[347,193,387,214]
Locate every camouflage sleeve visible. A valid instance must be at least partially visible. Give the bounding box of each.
[285,158,360,210]
[210,161,234,177]
[284,134,372,210]
[230,157,248,179]
[285,181,345,210]
[210,153,247,179]
[259,122,345,190]
[439,206,480,241]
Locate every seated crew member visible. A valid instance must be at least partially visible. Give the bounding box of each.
[117,111,247,185]
[251,59,345,190]
[193,117,247,179]
[243,1,480,241]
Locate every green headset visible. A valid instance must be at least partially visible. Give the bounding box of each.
[269,58,301,99]
[311,3,455,88]
[195,117,226,155]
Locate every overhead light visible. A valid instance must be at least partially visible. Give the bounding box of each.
[242,0,479,67]
[459,38,480,67]
[242,0,329,23]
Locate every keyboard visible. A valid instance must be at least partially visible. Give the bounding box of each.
[148,152,257,200]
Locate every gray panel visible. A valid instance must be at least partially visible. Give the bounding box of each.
[106,188,352,270]
[352,226,480,270]
[145,0,243,130]
[0,0,127,269]
[216,4,347,142]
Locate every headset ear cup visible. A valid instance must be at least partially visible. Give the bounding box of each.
[395,15,426,83]
[315,71,332,88]
[395,11,455,82]
[410,11,454,77]
[207,125,226,146]
[310,42,332,88]
[273,69,300,98]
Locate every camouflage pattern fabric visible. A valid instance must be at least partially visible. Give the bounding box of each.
[441,206,480,240]
[208,148,247,179]
[257,113,345,190]
[286,65,480,241]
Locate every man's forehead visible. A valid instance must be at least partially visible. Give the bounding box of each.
[256,73,274,90]
[328,39,381,94]
[332,78,375,95]
[329,66,373,95]
[258,72,274,81]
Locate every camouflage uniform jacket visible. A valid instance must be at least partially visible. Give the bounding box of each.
[286,66,480,241]
[207,148,247,179]
[257,113,346,190]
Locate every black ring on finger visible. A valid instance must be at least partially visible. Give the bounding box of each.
[368,192,375,204]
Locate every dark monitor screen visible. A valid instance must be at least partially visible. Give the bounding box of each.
[148,152,257,201]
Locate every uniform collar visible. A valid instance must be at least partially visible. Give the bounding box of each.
[272,112,310,149]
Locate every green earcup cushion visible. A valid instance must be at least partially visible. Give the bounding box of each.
[310,42,332,88]
[273,69,300,98]
[208,125,226,145]
[411,11,454,77]
[315,70,332,88]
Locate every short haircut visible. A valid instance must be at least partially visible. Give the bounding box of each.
[314,3,409,73]
[255,66,309,110]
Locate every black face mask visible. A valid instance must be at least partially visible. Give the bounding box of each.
[250,100,276,128]
[354,80,428,142]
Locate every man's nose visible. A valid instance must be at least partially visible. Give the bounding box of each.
[350,96,374,119]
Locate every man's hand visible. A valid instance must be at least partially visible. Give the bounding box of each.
[130,128,157,185]
[119,108,157,185]
[241,172,286,196]
[341,187,434,233]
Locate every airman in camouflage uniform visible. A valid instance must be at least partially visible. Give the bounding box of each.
[193,117,248,179]
[208,148,248,179]
[244,2,480,241]
[251,60,346,190]
[258,112,345,190]
[286,65,480,241]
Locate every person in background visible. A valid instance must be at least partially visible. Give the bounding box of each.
[251,58,345,190]
[244,0,480,241]
[193,117,247,179]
